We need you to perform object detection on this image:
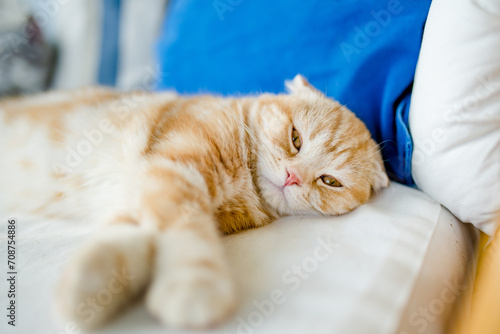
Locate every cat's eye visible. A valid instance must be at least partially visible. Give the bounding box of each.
[291,128,302,151]
[321,175,342,187]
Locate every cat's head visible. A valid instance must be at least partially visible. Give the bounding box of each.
[251,74,389,216]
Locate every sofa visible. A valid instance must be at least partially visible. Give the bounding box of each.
[1,0,499,333]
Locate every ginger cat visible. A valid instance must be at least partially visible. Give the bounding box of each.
[0,75,389,329]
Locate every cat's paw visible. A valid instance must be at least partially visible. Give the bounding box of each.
[146,267,236,329]
[55,225,154,329]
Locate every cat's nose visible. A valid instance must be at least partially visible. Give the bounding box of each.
[285,169,301,187]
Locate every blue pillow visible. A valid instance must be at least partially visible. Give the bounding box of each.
[155,0,432,185]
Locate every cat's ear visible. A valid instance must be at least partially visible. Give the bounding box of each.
[285,74,324,97]
[371,161,390,192]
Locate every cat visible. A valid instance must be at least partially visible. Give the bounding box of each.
[0,75,389,329]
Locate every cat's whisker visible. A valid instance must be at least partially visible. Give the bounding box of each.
[362,143,388,159]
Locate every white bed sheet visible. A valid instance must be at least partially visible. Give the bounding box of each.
[0,183,477,334]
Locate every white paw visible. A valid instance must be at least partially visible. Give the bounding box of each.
[146,267,236,329]
[56,226,154,329]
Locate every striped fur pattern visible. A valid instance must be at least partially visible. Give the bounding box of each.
[0,75,389,329]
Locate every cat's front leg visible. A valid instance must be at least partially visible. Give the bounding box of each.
[140,165,236,329]
[146,211,236,329]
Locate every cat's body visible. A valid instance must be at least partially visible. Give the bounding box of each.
[0,75,389,329]
[0,88,272,232]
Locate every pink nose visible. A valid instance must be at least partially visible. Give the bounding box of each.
[285,170,301,187]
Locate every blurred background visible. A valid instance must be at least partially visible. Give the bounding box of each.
[0,0,432,184]
[0,0,167,94]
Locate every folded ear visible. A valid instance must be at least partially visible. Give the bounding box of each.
[372,161,390,193]
[285,74,324,97]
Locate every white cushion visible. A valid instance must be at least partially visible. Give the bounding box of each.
[410,0,500,235]
[0,183,477,334]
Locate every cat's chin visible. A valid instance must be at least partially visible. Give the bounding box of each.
[260,176,308,216]
[259,178,320,217]
[258,176,296,216]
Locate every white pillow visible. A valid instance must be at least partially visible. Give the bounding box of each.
[410,0,500,236]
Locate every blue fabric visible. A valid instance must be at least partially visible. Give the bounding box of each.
[155,0,432,185]
[98,0,121,86]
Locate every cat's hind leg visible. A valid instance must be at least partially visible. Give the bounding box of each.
[56,221,155,329]
[56,161,237,329]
